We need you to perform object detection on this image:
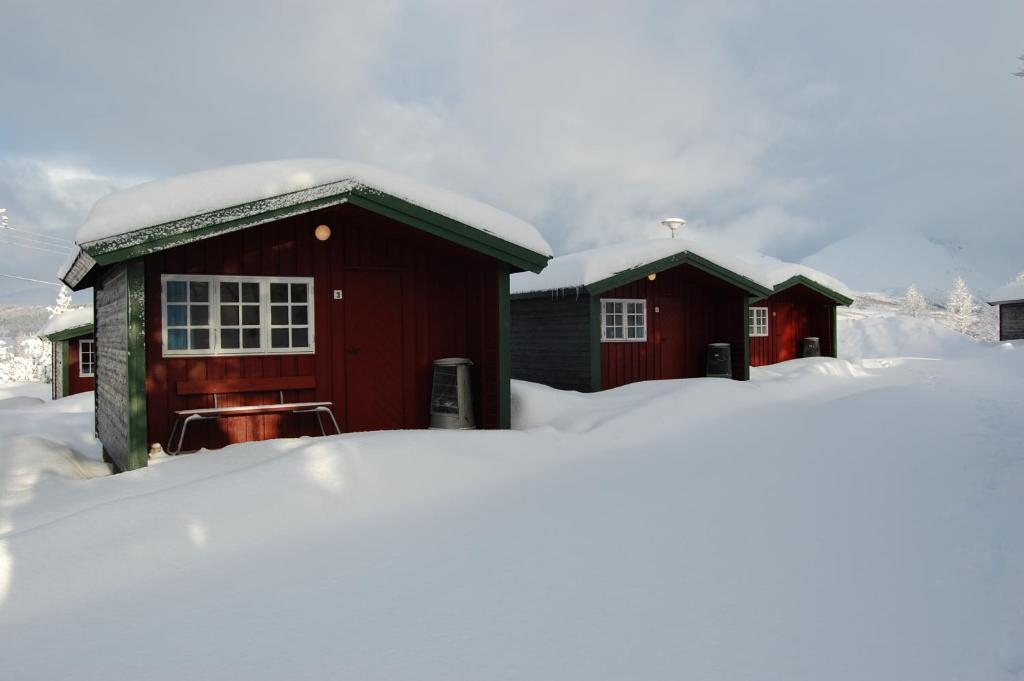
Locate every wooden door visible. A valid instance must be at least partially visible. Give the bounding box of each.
[657,295,686,378]
[343,269,405,432]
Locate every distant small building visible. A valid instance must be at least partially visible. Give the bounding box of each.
[738,255,853,366]
[38,306,95,399]
[510,239,775,391]
[988,281,1024,341]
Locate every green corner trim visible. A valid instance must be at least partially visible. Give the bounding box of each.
[61,340,70,397]
[71,182,550,288]
[772,275,853,306]
[126,260,148,470]
[588,295,602,392]
[43,323,95,342]
[584,251,772,299]
[742,297,751,381]
[498,263,512,429]
[832,306,839,358]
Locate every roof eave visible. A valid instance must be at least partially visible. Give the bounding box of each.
[770,275,854,305]
[41,322,94,342]
[74,181,551,276]
[583,251,773,298]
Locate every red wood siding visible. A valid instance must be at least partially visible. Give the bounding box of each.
[749,285,837,366]
[144,203,502,451]
[67,335,96,396]
[600,264,747,389]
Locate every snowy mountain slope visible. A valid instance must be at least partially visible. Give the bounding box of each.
[802,230,1017,299]
[0,338,1022,680]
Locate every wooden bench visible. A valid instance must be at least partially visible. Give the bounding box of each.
[167,376,341,454]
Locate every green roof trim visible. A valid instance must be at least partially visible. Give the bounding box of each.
[584,251,773,299]
[754,275,853,306]
[63,181,550,289]
[41,322,94,342]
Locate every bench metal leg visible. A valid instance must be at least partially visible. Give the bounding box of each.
[172,414,203,455]
[318,406,342,436]
[167,417,181,454]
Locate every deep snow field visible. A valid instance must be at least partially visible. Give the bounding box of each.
[0,312,1022,680]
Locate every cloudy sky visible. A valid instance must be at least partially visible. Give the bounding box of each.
[1,0,1022,303]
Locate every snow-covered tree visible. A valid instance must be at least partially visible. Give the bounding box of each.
[902,284,928,317]
[945,276,977,334]
[1015,271,1024,283]
[46,286,73,319]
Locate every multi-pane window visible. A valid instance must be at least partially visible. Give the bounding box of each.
[270,282,310,350]
[749,306,769,337]
[79,339,95,377]
[162,275,314,356]
[601,299,647,342]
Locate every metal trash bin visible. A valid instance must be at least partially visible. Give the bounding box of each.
[802,337,821,357]
[706,343,732,378]
[430,358,475,429]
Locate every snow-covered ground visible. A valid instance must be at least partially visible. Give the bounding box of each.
[0,316,1022,680]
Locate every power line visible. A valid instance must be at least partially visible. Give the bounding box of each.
[2,232,74,252]
[0,272,61,286]
[0,238,74,256]
[1,224,75,245]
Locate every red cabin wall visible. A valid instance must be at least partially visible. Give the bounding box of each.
[66,335,96,396]
[749,285,837,367]
[600,264,747,389]
[144,203,502,451]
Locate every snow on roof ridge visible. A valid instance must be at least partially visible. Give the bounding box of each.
[38,306,93,338]
[988,280,1024,304]
[73,158,552,258]
[510,238,851,299]
[510,238,775,295]
[732,251,852,299]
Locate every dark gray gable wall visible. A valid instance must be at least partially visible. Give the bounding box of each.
[511,292,594,392]
[1000,302,1024,341]
[95,264,130,469]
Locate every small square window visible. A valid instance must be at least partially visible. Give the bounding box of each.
[271,328,289,348]
[270,283,288,303]
[221,329,240,349]
[220,282,239,303]
[749,307,769,337]
[242,305,260,325]
[242,283,260,302]
[189,282,209,302]
[220,306,240,326]
[166,281,187,302]
[601,299,646,342]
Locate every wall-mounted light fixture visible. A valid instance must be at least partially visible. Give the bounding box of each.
[648,273,657,281]
[314,224,332,241]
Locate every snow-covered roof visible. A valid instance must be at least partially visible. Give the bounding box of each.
[510,238,775,295]
[73,159,552,259]
[38,307,93,339]
[988,281,1024,305]
[732,252,852,301]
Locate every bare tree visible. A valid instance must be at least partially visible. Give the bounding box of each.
[1016,55,1024,78]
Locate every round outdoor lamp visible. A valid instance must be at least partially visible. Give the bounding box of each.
[648,273,657,281]
[314,224,332,241]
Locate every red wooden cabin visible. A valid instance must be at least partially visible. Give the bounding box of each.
[747,276,853,366]
[39,308,96,399]
[60,160,552,472]
[510,240,775,392]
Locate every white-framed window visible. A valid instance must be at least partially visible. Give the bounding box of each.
[161,275,315,356]
[749,306,769,337]
[79,338,95,377]
[601,298,647,342]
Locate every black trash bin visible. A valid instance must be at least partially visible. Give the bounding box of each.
[706,343,732,378]
[802,337,821,358]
